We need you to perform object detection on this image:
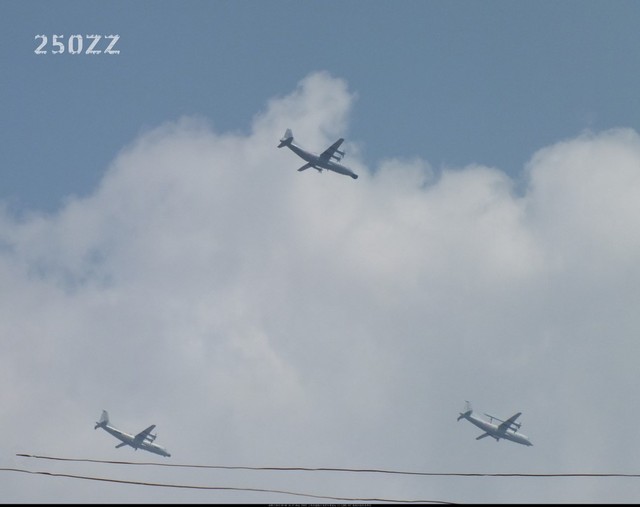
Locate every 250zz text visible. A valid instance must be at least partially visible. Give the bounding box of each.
[34,34,120,55]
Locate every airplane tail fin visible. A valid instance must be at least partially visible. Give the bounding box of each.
[278,128,293,148]
[95,410,109,429]
[457,400,473,421]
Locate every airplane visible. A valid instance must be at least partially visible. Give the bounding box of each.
[94,410,171,457]
[277,128,358,179]
[457,401,533,446]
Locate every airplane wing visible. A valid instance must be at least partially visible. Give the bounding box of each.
[297,162,315,172]
[319,138,345,161]
[134,424,156,444]
[497,412,522,433]
[115,442,128,448]
[476,432,491,440]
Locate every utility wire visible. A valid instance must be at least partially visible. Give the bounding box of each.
[16,453,640,478]
[0,467,450,504]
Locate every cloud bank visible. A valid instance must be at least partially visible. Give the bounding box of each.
[2,71,640,503]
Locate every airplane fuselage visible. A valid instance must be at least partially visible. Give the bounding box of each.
[99,423,171,457]
[285,143,358,179]
[461,412,532,446]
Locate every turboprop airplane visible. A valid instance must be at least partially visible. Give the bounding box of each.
[94,410,171,457]
[457,401,533,446]
[277,129,358,179]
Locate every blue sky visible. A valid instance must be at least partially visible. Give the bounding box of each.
[3,1,640,504]
[3,0,640,211]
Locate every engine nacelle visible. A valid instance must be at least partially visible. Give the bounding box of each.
[331,150,345,161]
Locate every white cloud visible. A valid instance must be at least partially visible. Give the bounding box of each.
[2,72,640,503]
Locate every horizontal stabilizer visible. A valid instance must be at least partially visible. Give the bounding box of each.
[278,128,294,148]
[95,410,109,429]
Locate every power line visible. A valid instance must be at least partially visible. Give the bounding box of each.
[0,467,450,504]
[16,453,640,478]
